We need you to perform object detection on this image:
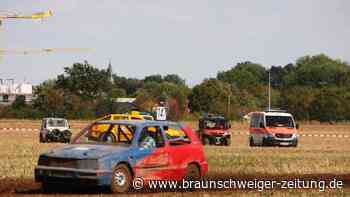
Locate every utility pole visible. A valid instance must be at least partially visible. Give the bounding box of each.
[227,93,231,117]
[268,69,271,110]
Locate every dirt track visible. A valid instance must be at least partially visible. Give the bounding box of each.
[1,173,348,196]
[1,120,350,196]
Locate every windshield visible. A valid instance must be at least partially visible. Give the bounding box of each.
[73,122,137,145]
[203,119,227,129]
[47,119,67,127]
[266,116,294,128]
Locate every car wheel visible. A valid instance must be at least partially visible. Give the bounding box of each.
[111,164,132,193]
[63,130,72,143]
[100,132,116,143]
[185,163,201,180]
[41,182,54,193]
[39,134,44,143]
[225,137,231,146]
[202,137,210,146]
[249,136,255,147]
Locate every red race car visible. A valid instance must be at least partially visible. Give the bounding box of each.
[35,120,208,193]
[198,114,231,146]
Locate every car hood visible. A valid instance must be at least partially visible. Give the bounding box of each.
[42,144,130,159]
[203,129,228,135]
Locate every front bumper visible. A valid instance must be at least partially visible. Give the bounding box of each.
[263,136,298,146]
[35,165,112,186]
[206,135,230,145]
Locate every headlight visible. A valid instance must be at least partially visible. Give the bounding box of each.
[265,133,275,139]
[292,133,299,138]
[38,155,49,165]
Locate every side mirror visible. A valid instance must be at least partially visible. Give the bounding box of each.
[296,123,299,129]
[259,122,265,128]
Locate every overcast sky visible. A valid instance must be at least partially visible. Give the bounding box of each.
[1,0,349,86]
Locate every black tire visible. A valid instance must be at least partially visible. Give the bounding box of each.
[39,134,45,143]
[202,136,210,146]
[185,163,201,180]
[224,137,231,146]
[292,140,298,147]
[100,132,116,143]
[63,130,72,143]
[110,164,132,193]
[249,136,255,147]
[41,182,54,193]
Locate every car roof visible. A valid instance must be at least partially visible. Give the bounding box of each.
[96,120,179,127]
[252,111,293,117]
[43,117,67,120]
[201,116,227,120]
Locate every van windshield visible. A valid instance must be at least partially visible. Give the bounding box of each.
[266,116,294,128]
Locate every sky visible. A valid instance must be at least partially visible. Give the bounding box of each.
[0,0,349,86]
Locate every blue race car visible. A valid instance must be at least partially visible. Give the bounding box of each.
[35,120,208,193]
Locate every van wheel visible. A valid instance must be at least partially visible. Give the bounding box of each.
[100,132,116,143]
[249,137,255,147]
[111,164,132,193]
[292,140,298,147]
[224,138,231,146]
[185,163,200,180]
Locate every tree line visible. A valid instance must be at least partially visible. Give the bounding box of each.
[1,54,350,122]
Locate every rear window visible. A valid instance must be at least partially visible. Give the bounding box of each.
[112,115,128,120]
[164,124,189,140]
[73,123,137,145]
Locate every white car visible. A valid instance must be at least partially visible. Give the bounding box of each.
[39,118,71,143]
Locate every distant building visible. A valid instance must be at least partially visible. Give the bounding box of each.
[115,98,136,103]
[0,79,33,105]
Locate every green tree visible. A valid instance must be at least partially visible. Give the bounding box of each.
[163,74,185,85]
[217,61,267,90]
[189,79,236,118]
[283,54,350,88]
[33,80,66,117]
[144,74,163,84]
[113,75,143,96]
[56,61,112,100]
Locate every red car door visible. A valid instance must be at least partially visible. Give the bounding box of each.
[133,125,171,180]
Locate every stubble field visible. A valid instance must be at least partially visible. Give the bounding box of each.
[0,119,349,196]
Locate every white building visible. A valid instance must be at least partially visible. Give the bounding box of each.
[0,79,33,105]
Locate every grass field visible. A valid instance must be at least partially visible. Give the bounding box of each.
[0,120,349,196]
